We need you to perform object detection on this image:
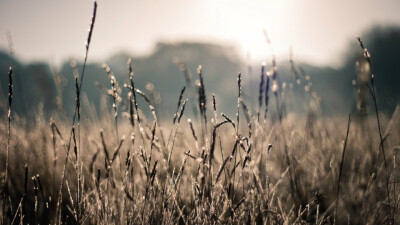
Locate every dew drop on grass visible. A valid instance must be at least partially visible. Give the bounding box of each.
[272,82,278,93]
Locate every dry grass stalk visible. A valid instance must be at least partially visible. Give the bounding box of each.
[127,58,140,126]
[236,73,241,133]
[197,65,207,133]
[173,86,186,124]
[2,67,12,224]
[66,0,97,168]
[258,63,265,122]
[335,113,352,224]
[357,36,392,221]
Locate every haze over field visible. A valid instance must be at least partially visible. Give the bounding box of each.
[1,0,400,66]
[0,25,399,120]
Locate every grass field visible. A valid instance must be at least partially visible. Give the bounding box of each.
[1,2,400,224]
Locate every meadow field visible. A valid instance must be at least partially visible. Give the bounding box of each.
[1,1,400,225]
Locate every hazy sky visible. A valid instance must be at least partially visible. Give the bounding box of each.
[0,0,399,67]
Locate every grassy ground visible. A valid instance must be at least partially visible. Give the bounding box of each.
[1,2,400,224]
[0,70,399,224]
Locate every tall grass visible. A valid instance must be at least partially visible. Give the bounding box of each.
[1,3,400,224]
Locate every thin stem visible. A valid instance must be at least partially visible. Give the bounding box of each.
[335,113,352,224]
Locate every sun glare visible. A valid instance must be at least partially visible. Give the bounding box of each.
[207,0,291,61]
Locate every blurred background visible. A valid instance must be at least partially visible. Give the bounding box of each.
[0,0,399,120]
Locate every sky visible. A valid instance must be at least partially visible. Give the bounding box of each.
[0,0,400,67]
